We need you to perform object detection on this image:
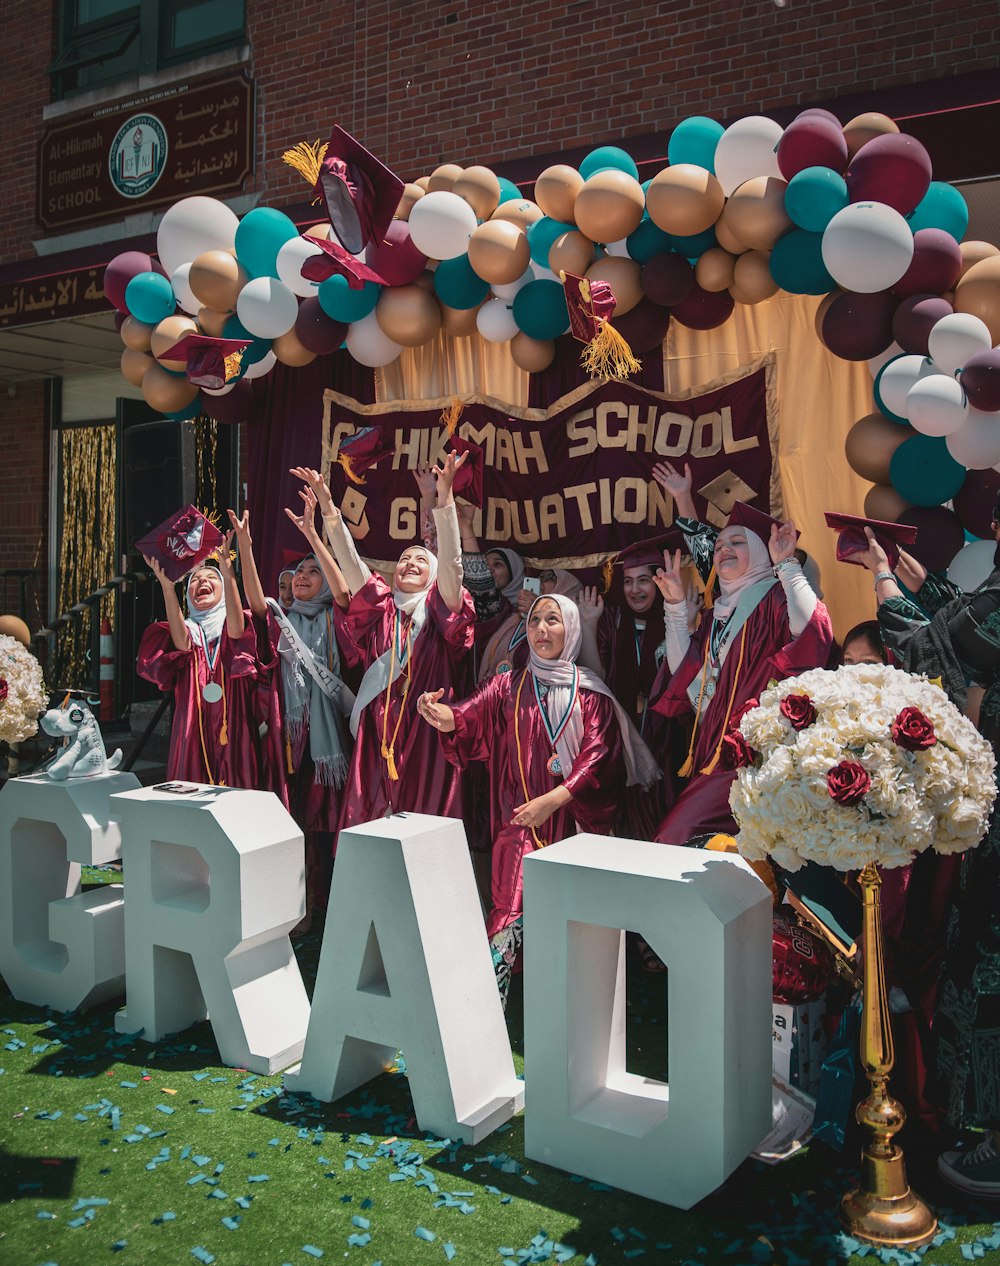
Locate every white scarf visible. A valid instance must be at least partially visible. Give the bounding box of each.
[526,594,659,789]
[184,566,226,645]
[711,526,774,623]
[488,547,526,603]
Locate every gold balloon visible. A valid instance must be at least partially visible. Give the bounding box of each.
[0,614,31,645]
[491,199,544,231]
[586,257,643,315]
[534,164,584,223]
[121,347,154,386]
[864,483,912,522]
[731,250,779,304]
[646,164,725,237]
[427,163,463,193]
[376,284,443,346]
[695,248,736,293]
[188,250,245,313]
[548,230,595,277]
[959,240,1000,279]
[723,177,791,251]
[714,216,749,255]
[454,166,501,220]
[273,328,317,367]
[414,175,431,191]
[412,269,437,292]
[304,222,332,241]
[843,111,900,159]
[395,183,426,221]
[955,255,1000,345]
[120,315,154,352]
[440,302,481,337]
[845,412,913,484]
[151,314,199,368]
[573,170,646,244]
[467,220,531,285]
[141,363,199,413]
[511,331,556,372]
[198,307,230,336]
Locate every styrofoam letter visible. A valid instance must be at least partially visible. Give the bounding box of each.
[522,836,772,1209]
[111,785,309,1074]
[285,813,524,1143]
[0,772,139,1011]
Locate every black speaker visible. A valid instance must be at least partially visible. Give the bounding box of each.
[122,420,197,545]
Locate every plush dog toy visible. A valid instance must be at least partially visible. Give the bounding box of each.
[39,695,123,780]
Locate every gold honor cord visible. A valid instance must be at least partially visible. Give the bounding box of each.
[380,615,413,782]
[513,669,548,851]
[193,650,228,786]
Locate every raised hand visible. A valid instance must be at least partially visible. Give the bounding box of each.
[768,520,799,566]
[434,449,468,506]
[284,487,320,541]
[289,465,334,516]
[847,525,891,575]
[143,553,170,587]
[652,548,687,604]
[577,584,604,625]
[218,529,237,574]
[652,460,692,496]
[227,507,251,547]
[412,463,437,503]
[455,500,476,525]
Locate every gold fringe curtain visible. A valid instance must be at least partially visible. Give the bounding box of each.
[194,415,220,513]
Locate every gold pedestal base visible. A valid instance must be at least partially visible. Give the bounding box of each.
[839,1156,938,1248]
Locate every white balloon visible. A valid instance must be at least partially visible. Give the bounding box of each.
[345,310,403,367]
[156,197,240,279]
[876,354,939,419]
[868,342,903,378]
[476,298,518,343]
[947,538,997,592]
[906,374,969,436]
[275,235,326,298]
[201,381,236,396]
[822,202,914,293]
[407,191,478,261]
[242,350,277,380]
[236,277,299,339]
[171,262,200,315]
[491,269,533,301]
[713,116,784,197]
[605,238,631,258]
[946,407,1000,469]
[928,311,993,377]
[530,264,560,283]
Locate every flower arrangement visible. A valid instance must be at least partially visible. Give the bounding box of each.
[728,662,997,872]
[0,634,48,745]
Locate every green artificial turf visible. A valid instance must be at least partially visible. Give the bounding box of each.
[0,868,997,1266]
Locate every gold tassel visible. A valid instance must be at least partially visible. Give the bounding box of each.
[677,750,695,778]
[601,555,616,594]
[580,321,643,381]
[223,350,244,383]
[440,397,464,437]
[285,737,295,775]
[699,625,748,776]
[337,452,366,485]
[385,745,399,782]
[219,718,228,747]
[702,561,716,611]
[281,139,328,190]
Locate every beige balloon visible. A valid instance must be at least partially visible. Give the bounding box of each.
[468,220,531,285]
[731,250,779,304]
[198,307,230,337]
[414,175,431,192]
[574,170,646,244]
[395,183,426,221]
[188,250,246,313]
[714,216,749,255]
[534,164,584,223]
[454,166,501,220]
[695,248,736,293]
[955,256,1000,345]
[511,331,556,372]
[724,177,791,251]
[273,328,318,367]
[428,163,463,193]
[142,363,200,413]
[412,268,437,292]
[843,112,900,160]
[646,164,725,236]
[491,199,544,231]
[586,256,643,315]
[864,482,912,522]
[440,302,481,337]
[959,241,1000,279]
[376,284,443,345]
[304,222,333,241]
[0,614,30,646]
[151,314,199,368]
[120,315,154,352]
[121,347,154,386]
[548,230,595,277]
[845,412,913,484]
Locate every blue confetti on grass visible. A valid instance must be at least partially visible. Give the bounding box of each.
[416,1227,437,1242]
[302,1247,324,1259]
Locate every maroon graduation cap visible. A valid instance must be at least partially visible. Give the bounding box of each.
[727,500,799,547]
[299,234,389,288]
[561,270,641,379]
[824,511,918,570]
[314,126,404,256]
[335,425,395,485]
[135,505,224,582]
[601,530,685,591]
[446,434,484,508]
[161,334,252,390]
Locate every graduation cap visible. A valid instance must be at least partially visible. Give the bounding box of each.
[161,334,252,390]
[600,530,685,592]
[299,234,389,288]
[446,433,484,507]
[560,270,642,380]
[824,511,917,570]
[314,126,404,255]
[135,505,225,582]
[726,500,799,547]
[696,470,758,528]
[334,425,395,485]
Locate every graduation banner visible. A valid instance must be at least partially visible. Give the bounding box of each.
[321,354,779,571]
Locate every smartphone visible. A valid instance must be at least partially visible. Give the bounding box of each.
[523,576,541,595]
[153,782,204,795]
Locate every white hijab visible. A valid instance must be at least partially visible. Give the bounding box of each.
[526,594,659,788]
[184,565,226,645]
[712,525,775,622]
[488,548,526,604]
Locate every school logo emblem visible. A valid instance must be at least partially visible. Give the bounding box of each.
[108,113,168,198]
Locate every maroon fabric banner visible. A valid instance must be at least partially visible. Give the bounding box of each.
[321,358,779,571]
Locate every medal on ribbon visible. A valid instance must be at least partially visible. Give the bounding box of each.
[534,667,579,781]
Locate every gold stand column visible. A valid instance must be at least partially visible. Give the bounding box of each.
[839,861,938,1248]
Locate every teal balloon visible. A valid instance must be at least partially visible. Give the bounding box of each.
[785,167,848,233]
[669,226,717,260]
[890,434,966,507]
[667,116,725,173]
[222,315,272,367]
[965,528,984,543]
[626,219,672,263]
[873,354,912,424]
[235,207,298,279]
[579,146,638,181]
[907,181,969,242]
[433,254,490,310]
[497,177,522,205]
[165,401,201,421]
[125,271,175,324]
[317,274,380,323]
[525,217,575,269]
[769,229,836,295]
[512,280,569,339]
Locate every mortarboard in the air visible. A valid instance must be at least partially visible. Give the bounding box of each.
[824,510,917,570]
[299,234,390,288]
[727,500,798,547]
[446,433,484,507]
[135,504,225,582]
[696,470,758,528]
[560,270,641,380]
[314,126,404,256]
[334,425,395,485]
[161,334,252,390]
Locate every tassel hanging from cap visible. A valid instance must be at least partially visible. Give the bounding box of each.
[601,554,617,594]
[337,452,366,485]
[701,561,716,611]
[580,320,642,381]
[281,139,328,193]
[223,350,244,383]
[440,397,464,438]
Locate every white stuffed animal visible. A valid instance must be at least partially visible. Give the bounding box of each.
[39,696,123,780]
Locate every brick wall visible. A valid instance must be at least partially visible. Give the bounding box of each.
[0,383,49,629]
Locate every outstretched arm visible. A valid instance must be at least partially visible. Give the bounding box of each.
[769,521,817,636]
[433,451,468,615]
[286,485,350,610]
[653,549,691,672]
[144,554,191,651]
[576,585,607,679]
[292,464,372,597]
[416,687,456,733]
[217,530,246,639]
[652,460,697,521]
[849,527,905,606]
[228,508,267,619]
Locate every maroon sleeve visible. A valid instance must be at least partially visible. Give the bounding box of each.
[136,622,188,691]
[439,673,508,770]
[562,692,623,799]
[426,581,476,656]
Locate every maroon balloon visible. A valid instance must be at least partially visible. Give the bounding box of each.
[366,220,428,286]
[198,380,255,426]
[953,468,1000,539]
[896,505,966,572]
[295,297,348,355]
[641,250,694,307]
[846,133,932,216]
[104,251,164,312]
[960,349,1000,413]
[893,228,962,299]
[610,297,670,354]
[776,115,848,180]
[797,107,843,127]
[670,282,734,331]
[892,294,953,356]
[821,290,898,360]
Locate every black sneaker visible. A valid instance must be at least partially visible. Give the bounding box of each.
[938,1133,1000,1197]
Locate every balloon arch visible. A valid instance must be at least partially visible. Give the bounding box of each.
[105,108,1000,574]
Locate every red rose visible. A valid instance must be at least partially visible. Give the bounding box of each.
[827,761,871,807]
[0,678,7,703]
[721,729,757,770]
[780,693,817,731]
[729,696,760,731]
[891,706,936,752]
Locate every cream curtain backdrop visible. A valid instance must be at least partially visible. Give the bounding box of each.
[377,292,876,638]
